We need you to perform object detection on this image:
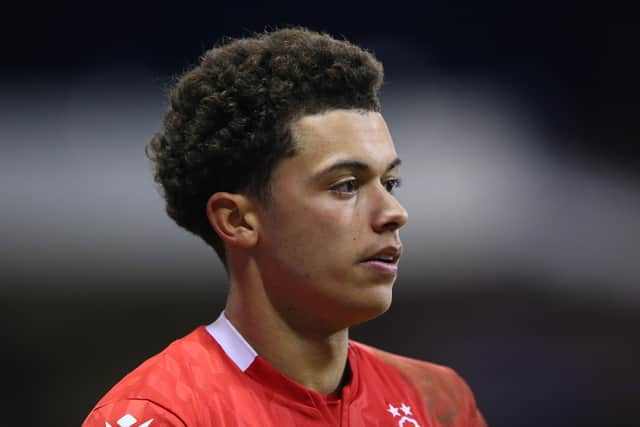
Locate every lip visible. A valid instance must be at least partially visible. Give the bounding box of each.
[359,259,399,276]
[358,245,402,276]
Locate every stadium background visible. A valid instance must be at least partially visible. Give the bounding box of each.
[1,3,638,426]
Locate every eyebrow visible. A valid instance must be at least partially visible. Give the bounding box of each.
[316,157,402,178]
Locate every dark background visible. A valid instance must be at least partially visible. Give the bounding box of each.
[2,2,638,427]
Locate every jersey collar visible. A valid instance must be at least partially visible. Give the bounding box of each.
[204,311,360,409]
[205,311,257,372]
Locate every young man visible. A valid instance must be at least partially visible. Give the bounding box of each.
[83,28,486,427]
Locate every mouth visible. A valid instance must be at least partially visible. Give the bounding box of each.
[359,245,402,276]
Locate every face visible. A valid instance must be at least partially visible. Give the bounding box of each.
[255,110,408,332]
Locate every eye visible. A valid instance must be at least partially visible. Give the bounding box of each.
[331,179,359,195]
[383,177,402,194]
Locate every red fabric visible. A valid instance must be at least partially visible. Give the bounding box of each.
[82,327,485,426]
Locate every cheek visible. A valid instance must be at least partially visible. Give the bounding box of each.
[270,201,362,273]
[310,208,366,277]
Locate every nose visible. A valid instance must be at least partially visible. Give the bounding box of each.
[371,183,409,233]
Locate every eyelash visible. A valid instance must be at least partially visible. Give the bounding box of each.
[331,178,402,195]
[384,177,402,193]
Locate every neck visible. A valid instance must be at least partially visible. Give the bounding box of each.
[224,258,350,395]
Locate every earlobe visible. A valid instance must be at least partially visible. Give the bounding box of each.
[206,192,259,249]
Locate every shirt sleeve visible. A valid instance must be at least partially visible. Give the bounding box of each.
[82,399,188,427]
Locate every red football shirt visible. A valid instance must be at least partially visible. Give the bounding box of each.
[83,313,486,427]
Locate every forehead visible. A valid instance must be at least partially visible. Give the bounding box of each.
[289,110,398,171]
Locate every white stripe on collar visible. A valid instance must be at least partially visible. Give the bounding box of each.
[205,311,258,372]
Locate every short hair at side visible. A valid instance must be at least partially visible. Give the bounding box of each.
[146,27,384,266]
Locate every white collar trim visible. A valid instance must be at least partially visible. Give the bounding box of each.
[205,311,258,372]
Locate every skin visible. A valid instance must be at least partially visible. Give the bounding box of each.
[207,109,408,395]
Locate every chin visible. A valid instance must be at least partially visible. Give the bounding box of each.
[344,288,394,327]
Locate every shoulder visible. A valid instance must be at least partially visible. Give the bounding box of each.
[85,327,229,426]
[351,341,487,427]
[82,398,187,427]
[351,341,471,399]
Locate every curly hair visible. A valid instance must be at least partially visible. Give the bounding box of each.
[146,27,384,266]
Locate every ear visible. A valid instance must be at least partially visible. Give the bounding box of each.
[206,192,259,249]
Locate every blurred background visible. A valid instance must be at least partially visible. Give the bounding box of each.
[1,2,638,426]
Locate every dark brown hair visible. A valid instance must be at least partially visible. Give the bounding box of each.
[146,27,384,266]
